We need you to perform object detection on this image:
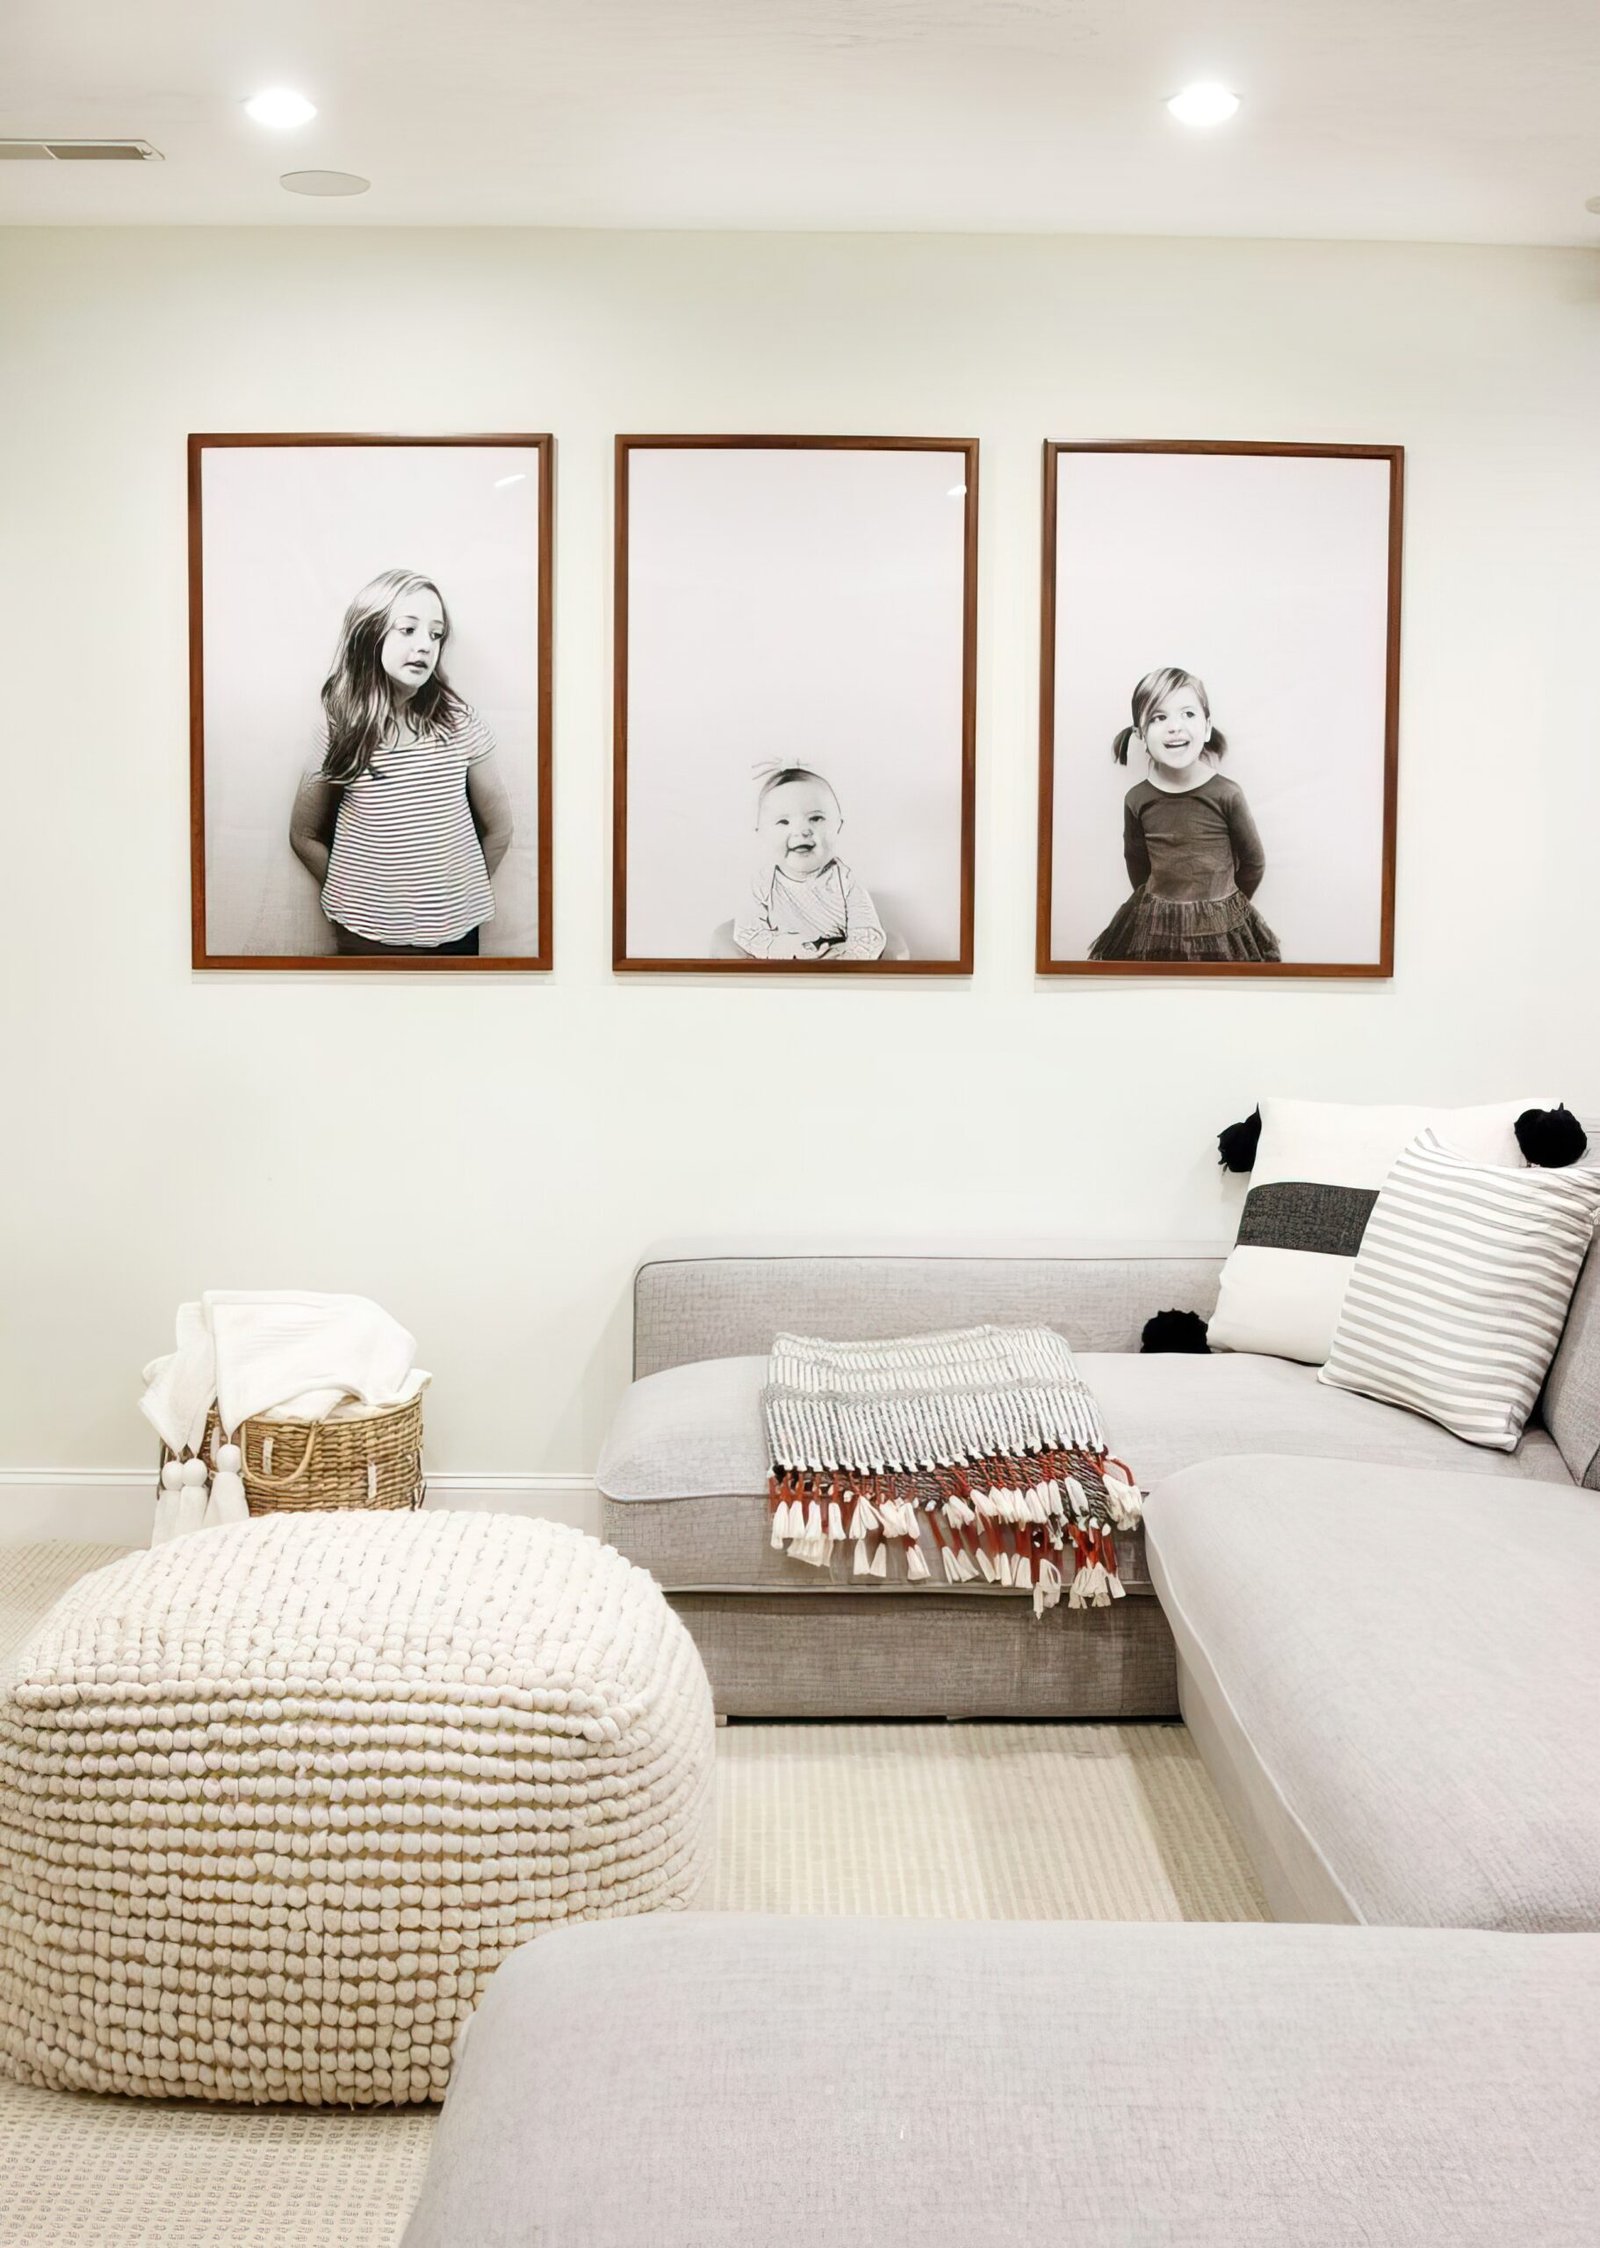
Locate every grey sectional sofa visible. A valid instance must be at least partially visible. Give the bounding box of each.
[401,1237,1600,2242]
[597,1234,1600,1936]
[598,1238,1596,1721]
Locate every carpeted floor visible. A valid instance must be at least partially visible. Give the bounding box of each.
[0,1542,1264,2248]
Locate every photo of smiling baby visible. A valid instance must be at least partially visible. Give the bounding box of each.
[733,767,887,962]
[615,435,977,971]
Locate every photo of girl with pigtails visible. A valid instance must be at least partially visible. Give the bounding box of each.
[190,434,552,970]
[1038,440,1402,978]
[1087,664,1279,965]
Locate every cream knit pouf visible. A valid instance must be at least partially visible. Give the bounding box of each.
[0,1510,715,2104]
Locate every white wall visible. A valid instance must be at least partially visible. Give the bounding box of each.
[2,227,1597,1482]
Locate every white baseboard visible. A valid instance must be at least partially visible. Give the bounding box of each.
[0,1471,601,1548]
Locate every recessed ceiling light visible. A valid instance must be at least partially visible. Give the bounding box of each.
[1167,82,1240,128]
[280,169,369,197]
[246,88,317,129]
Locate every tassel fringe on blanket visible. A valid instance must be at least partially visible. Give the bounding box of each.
[763,1326,1143,1619]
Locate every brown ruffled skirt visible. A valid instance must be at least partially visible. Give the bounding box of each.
[1089,886,1281,964]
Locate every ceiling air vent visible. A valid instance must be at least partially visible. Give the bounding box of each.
[0,139,163,161]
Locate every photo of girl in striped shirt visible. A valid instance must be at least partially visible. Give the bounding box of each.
[289,568,513,955]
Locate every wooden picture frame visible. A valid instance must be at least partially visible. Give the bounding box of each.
[1037,439,1402,978]
[613,434,978,974]
[189,431,554,970]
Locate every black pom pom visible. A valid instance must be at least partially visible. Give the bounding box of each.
[1217,1108,1262,1174]
[1515,1105,1589,1169]
[1140,1309,1211,1354]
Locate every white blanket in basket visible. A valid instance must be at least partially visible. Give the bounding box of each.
[140,1290,428,1454]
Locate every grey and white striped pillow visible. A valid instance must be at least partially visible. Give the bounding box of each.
[1320,1129,1600,1451]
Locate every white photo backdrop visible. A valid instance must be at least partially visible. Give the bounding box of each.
[193,437,549,966]
[1041,444,1400,975]
[617,440,976,970]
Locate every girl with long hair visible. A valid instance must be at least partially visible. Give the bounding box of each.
[289,568,512,955]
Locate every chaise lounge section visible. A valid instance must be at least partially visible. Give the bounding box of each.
[1145,1452,1600,1929]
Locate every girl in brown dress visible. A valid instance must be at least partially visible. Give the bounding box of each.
[1088,666,1280,963]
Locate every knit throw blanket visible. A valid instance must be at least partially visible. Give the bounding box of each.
[763,1325,1142,1618]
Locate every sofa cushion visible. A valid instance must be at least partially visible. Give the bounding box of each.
[1144,1454,1600,1930]
[596,1351,1571,1596]
[401,1913,1600,2248]
[1545,1235,1600,1488]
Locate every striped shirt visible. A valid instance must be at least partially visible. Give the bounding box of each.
[315,707,497,947]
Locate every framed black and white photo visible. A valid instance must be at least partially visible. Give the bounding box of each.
[1037,440,1402,978]
[189,433,552,969]
[614,435,977,973]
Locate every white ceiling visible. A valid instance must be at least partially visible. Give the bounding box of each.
[7,0,1600,243]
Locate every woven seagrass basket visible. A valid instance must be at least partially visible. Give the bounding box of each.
[157,1394,426,1516]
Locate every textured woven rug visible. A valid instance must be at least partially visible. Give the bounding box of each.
[0,1542,1263,2248]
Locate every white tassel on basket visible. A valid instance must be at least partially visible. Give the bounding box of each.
[151,1460,184,1547]
[173,1459,210,1539]
[202,1443,250,1530]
